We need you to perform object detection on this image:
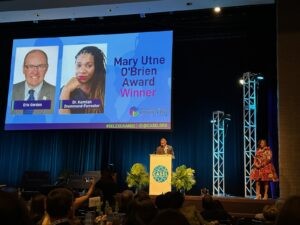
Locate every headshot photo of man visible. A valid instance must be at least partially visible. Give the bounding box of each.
[11,48,57,114]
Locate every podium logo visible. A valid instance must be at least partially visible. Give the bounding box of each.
[152,165,168,182]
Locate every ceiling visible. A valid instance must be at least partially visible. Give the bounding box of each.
[0,0,274,23]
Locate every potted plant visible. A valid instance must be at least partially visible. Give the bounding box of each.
[126,163,149,192]
[171,165,196,193]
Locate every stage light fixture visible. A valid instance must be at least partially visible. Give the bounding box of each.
[239,79,245,85]
[214,7,221,13]
[256,75,264,80]
[220,113,231,121]
[224,114,231,121]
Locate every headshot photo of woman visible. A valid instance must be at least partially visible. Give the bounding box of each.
[59,46,106,114]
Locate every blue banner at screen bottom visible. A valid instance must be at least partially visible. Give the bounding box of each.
[5,122,171,130]
[13,100,51,110]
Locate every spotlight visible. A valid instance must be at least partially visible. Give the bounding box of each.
[220,114,231,121]
[140,13,146,18]
[256,75,264,80]
[239,79,245,85]
[224,114,231,121]
[214,6,221,13]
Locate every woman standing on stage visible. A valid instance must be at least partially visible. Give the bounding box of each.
[250,139,278,200]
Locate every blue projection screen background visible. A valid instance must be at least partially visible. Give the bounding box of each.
[5,30,173,130]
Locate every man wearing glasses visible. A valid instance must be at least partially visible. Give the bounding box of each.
[12,49,55,114]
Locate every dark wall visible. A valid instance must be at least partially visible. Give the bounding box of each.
[0,4,277,197]
[277,0,300,197]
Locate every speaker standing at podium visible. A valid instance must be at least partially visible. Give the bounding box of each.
[155,137,175,159]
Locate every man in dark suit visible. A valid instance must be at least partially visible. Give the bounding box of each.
[12,49,55,114]
[156,137,175,159]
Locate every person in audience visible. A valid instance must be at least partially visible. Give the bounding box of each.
[275,195,300,225]
[115,189,134,213]
[96,169,119,211]
[12,49,55,114]
[0,190,32,225]
[250,139,278,200]
[125,197,158,225]
[201,194,232,224]
[96,190,132,225]
[155,191,213,225]
[45,187,76,225]
[134,190,151,201]
[262,204,279,224]
[73,177,96,210]
[154,193,169,210]
[41,180,96,225]
[155,137,175,159]
[165,191,185,209]
[254,199,284,222]
[149,208,191,225]
[59,45,106,114]
[29,193,47,225]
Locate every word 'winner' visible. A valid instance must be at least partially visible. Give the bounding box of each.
[114,56,166,98]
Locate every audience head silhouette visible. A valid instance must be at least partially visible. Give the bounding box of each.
[46,188,74,221]
[275,195,300,225]
[0,190,31,225]
[149,208,190,225]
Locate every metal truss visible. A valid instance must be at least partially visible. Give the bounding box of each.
[242,72,259,198]
[212,111,225,196]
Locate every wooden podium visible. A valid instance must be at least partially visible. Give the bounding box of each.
[149,154,172,195]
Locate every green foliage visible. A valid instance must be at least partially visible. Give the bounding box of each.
[126,163,149,190]
[171,165,196,191]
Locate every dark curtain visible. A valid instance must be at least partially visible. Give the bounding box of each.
[0,5,277,197]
